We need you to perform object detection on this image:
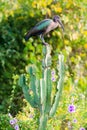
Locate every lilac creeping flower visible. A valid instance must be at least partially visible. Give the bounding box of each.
[68,104,76,113]
[51,69,55,75]
[14,124,19,130]
[10,118,17,125]
[51,69,56,82]
[51,77,56,82]
[10,119,16,125]
[79,127,85,130]
[14,118,17,124]
[73,119,77,123]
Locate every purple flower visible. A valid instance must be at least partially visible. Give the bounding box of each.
[14,118,17,124]
[51,69,56,82]
[14,124,19,130]
[10,118,17,125]
[73,119,77,123]
[51,69,55,75]
[79,127,85,130]
[10,119,15,125]
[68,104,76,113]
[51,77,56,82]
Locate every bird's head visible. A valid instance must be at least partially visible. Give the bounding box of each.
[53,15,64,31]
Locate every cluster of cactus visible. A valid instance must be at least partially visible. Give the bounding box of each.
[19,45,64,130]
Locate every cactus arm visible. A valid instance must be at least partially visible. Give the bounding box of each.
[30,74,39,106]
[44,68,52,113]
[49,54,64,117]
[35,79,40,107]
[28,66,37,94]
[27,66,40,108]
[18,74,36,108]
[40,79,46,113]
[38,45,52,130]
[39,79,48,130]
[42,45,52,113]
[39,114,48,130]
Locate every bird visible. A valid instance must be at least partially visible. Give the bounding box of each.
[25,15,64,45]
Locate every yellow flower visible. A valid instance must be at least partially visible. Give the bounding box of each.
[57,7,62,13]
[41,2,46,8]
[46,0,52,5]
[65,128,68,130]
[84,43,87,49]
[51,5,55,9]
[83,31,87,36]
[64,40,69,45]
[66,0,73,8]
[80,53,86,57]
[55,7,62,13]
[46,8,51,16]
[32,1,37,8]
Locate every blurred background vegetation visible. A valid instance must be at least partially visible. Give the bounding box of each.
[0,0,87,129]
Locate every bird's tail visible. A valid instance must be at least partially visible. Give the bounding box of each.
[24,31,31,41]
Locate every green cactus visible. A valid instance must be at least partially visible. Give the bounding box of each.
[18,45,64,130]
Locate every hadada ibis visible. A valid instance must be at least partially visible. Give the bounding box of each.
[25,15,64,45]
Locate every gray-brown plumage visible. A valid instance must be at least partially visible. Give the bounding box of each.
[25,15,64,45]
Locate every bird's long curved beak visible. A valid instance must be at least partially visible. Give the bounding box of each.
[58,19,64,31]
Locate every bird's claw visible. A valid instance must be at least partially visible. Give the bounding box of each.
[43,42,48,46]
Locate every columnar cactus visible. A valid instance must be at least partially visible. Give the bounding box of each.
[19,45,64,130]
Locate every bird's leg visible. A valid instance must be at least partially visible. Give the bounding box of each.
[40,35,48,46]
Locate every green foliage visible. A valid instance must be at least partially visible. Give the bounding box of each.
[0,114,13,130]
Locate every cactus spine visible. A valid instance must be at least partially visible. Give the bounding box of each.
[19,45,64,130]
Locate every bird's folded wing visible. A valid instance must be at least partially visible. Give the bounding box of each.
[25,19,52,40]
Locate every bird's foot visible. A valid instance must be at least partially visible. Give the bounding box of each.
[43,42,48,46]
